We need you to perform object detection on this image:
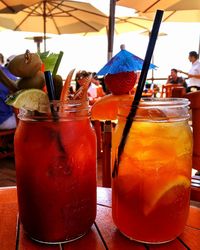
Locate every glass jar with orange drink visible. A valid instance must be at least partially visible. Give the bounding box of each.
[112,98,192,243]
[14,100,97,244]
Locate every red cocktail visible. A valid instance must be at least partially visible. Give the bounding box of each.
[15,101,97,243]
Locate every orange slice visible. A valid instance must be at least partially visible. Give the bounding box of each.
[91,94,134,121]
[143,175,190,216]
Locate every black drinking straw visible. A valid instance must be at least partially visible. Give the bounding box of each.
[44,70,58,119]
[44,71,55,101]
[112,10,164,178]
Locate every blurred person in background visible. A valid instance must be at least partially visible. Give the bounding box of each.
[166,68,187,88]
[75,71,105,105]
[178,51,200,92]
[0,53,17,129]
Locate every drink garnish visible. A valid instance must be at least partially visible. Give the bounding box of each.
[39,51,60,73]
[5,88,49,112]
[60,68,75,102]
[104,71,137,95]
[73,74,92,101]
[143,175,190,216]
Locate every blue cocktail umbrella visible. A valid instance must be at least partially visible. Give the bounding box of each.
[97,45,157,75]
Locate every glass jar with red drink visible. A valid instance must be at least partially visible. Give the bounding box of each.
[14,100,97,244]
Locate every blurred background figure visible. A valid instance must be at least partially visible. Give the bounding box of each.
[4,55,16,68]
[75,70,105,105]
[166,68,186,88]
[0,53,17,130]
[187,51,200,92]
[88,72,105,105]
[178,51,200,92]
[0,53,4,66]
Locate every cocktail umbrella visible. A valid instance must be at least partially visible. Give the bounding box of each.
[97,46,157,75]
[0,0,108,51]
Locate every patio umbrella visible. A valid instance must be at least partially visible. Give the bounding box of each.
[140,0,200,55]
[142,0,200,22]
[113,16,158,34]
[0,0,108,51]
[117,0,200,22]
[166,0,200,11]
[117,0,200,58]
[116,0,181,13]
[0,0,156,60]
[107,0,157,60]
[80,12,155,61]
[0,1,39,13]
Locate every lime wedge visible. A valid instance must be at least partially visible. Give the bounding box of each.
[6,89,49,112]
[144,175,190,216]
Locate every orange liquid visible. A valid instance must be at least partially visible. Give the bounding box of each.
[112,120,192,243]
[15,118,97,243]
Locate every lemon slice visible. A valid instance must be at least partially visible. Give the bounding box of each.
[144,175,190,216]
[6,89,49,112]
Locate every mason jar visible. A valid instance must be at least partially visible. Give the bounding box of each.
[112,98,193,244]
[14,100,97,244]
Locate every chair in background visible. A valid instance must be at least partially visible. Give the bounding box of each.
[101,121,112,187]
[92,119,113,187]
[0,129,15,159]
[0,109,18,160]
[171,86,186,98]
[92,120,102,159]
[185,91,200,201]
[161,83,185,98]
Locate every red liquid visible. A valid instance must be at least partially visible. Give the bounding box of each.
[14,118,96,243]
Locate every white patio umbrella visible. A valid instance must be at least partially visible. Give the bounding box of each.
[116,0,181,13]
[0,0,108,51]
[0,1,39,13]
[166,0,200,11]
[107,0,157,60]
[0,0,155,60]
[117,0,200,55]
[142,1,200,55]
[117,0,200,22]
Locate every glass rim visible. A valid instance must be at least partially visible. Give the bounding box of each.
[50,99,89,106]
[118,97,190,122]
[18,100,90,121]
[119,98,190,108]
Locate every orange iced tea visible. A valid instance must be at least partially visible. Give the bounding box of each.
[112,98,192,243]
[14,101,97,244]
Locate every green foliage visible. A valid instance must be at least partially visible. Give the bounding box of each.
[38,51,59,72]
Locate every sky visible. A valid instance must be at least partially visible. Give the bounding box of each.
[0,1,199,85]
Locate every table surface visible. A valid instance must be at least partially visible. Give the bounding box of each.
[0,186,200,250]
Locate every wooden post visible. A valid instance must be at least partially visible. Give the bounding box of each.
[102,120,112,187]
[92,120,102,159]
[186,91,200,171]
